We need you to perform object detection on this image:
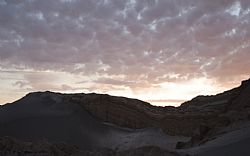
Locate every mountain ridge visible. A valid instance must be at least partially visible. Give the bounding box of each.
[0,78,250,156]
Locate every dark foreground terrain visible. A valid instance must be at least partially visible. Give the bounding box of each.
[1,78,250,156]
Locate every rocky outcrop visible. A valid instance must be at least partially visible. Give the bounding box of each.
[174,78,250,148]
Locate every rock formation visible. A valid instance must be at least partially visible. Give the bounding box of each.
[64,78,250,138]
[0,78,250,155]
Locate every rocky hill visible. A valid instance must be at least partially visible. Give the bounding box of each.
[65,78,250,137]
[0,78,250,155]
[0,90,188,156]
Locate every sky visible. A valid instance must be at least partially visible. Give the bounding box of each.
[0,0,250,106]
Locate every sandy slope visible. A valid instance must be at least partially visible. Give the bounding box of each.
[101,126,188,151]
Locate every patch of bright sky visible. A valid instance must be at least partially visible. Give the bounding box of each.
[160,78,220,98]
[0,72,26,104]
[178,6,196,17]
[137,13,142,20]
[0,70,241,106]
[223,28,236,38]
[148,20,157,31]
[127,77,228,106]
[242,8,250,16]
[225,1,241,16]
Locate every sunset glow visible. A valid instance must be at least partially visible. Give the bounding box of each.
[0,0,250,106]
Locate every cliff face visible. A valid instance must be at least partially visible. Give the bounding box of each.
[65,93,165,129]
[63,79,250,137]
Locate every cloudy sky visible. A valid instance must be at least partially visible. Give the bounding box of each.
[0,0,250,106]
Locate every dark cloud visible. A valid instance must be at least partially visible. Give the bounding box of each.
[0,0,250,93]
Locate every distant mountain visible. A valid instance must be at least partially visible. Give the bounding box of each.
[0,78,250,156]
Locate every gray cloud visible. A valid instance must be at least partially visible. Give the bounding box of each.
[0,0,250,92]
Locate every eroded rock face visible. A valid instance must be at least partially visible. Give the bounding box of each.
[48,78,249,139]
[65,93,163,129]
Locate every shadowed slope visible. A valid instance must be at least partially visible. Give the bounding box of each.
[0,92,110,150]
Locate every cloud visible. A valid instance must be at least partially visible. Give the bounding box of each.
[0,0,250,99]
[94,77,134,86]
[8,70,88,93]
[13,80,29,88]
